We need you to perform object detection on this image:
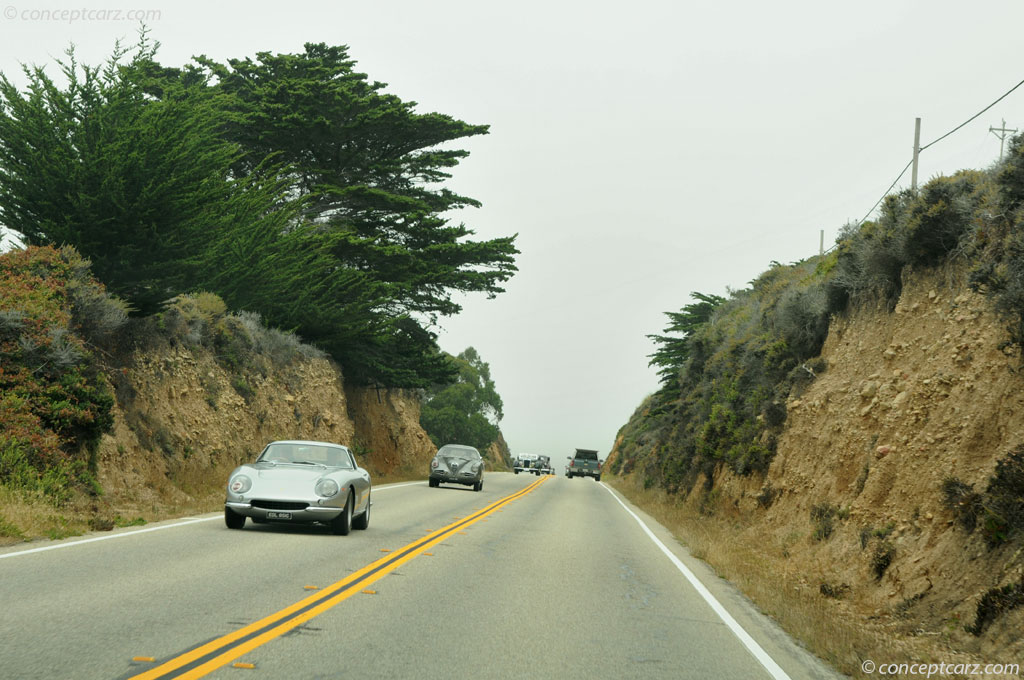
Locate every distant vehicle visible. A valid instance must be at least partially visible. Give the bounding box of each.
[224,440,371,535]
[533,455,554,475]
[566,448,603,481]
[430,444,484,491]
[513,453,539,475]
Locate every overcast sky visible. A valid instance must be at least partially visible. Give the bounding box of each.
[3,1,1023,458]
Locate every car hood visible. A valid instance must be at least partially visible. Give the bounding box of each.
[252,464,327,482]
[437,455,479,469]
[238,463,336,499]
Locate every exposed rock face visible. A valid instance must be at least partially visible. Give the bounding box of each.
[485,431,513,471]
[343,386,435,476]
[692,268,1024,659]
[94,344,432,512]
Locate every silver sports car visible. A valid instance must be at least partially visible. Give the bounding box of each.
[224,440,371,535]
[428,443,484,491]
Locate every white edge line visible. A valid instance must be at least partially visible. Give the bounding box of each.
[372,481,423,491]
[600,482,792,680]
[0,516,221,560]
[0,479,427,561]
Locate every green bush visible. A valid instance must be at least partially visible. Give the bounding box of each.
[0,247,114,493]
[980,446,1024,546]
[967,576,1024,636]
[902,171,984,266]
[829,203,909,309]
[773,284,829,359]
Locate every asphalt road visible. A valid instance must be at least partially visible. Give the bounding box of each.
[0,472,844,680]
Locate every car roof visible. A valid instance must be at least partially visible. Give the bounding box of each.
[438,444,480,454]
[267,440,350,450]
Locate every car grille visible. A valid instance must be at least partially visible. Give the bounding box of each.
[251,500,308,511]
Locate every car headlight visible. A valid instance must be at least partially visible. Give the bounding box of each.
[228,474,252,494]
[315,478,340,498]
[431,458,439,469]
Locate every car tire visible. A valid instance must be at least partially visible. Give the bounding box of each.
[225,507,246,530]
[353,491,370,530]
[429,478,439,488]
[330,491,353,536]
[513,469,519,475]
[594,475,601,482]
[474,480,482,492]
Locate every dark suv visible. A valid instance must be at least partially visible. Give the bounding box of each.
[566,449,602,481]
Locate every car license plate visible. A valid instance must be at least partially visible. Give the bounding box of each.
[267,511,292,520]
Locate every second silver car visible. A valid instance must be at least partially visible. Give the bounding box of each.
[429,444,484,491]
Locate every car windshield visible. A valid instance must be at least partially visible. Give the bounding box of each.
[258,443,353,468]
[438,445,480,459]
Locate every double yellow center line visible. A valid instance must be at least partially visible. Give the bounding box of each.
[129,475,550,679]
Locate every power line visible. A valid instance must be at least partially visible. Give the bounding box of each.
[920,77,1024,153]
[854,159,914,228]
[853,76,1024,229]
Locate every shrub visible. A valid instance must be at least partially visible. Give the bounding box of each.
[966,576,1024,636]
[0,246,114,492]
[982,445,1024,545]
[231,375,256,404]
[997,134,1024,211]
[902,171,982,266]
[810,502,838,541]
[756,485,780,508]
[871,540,895,580]
[773,284,830,359]
[237,310,324,366]
[942,450,1024,547]
[61,249,130,345]
[854,463,870,496]
[941,477,984,533]
[819,582,850,599]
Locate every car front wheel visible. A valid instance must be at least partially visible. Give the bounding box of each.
[353,491,370,530]
[330,491,353,536]
[225,507,246,530]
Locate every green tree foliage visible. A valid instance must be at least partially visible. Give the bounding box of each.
[0,39,298,315]
[420,347,504,451]
[0,38,518,388]
[647,292,725,391]
[616,260,831,493]
[180,44,519,385]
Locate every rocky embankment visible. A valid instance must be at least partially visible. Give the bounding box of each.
[609,267,1024,672]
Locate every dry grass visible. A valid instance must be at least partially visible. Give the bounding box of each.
[606,474,1020,679]
[0,468,427,547]
[0,486,92,544]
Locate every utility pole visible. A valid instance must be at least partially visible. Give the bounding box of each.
[911,117,921,191]
[989,118,1018,161]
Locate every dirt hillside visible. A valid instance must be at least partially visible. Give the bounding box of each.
[0,333,443,542]
[610,265,1024,674]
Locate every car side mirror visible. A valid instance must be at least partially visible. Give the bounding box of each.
[566,457,572,461]
[599,460,605,466]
